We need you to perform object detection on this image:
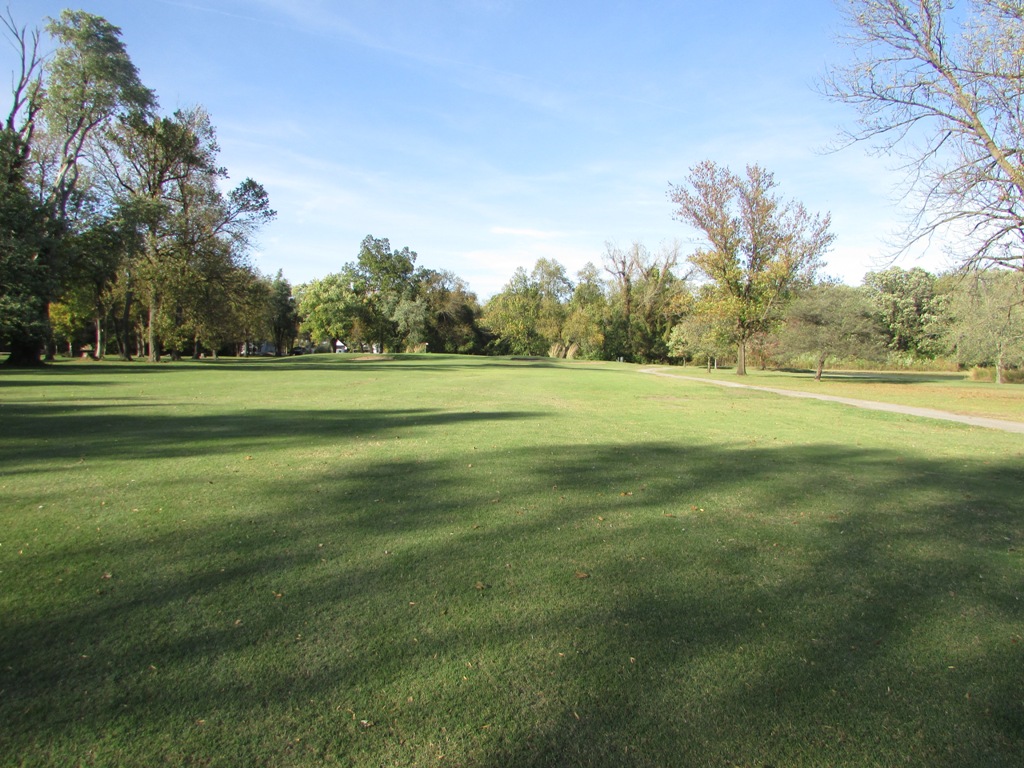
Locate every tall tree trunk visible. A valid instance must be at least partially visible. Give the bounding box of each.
[43,302,55,362]
[118,288,134,361]
[94,313,103,359]
[147,303,160,362]
[736,339,747,376]
[815,352,825,382]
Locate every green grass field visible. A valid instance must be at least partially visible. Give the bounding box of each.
[650,365,1024,422]
[1,355,1022,767]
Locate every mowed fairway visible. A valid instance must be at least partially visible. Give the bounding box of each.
[1,355,1022,767]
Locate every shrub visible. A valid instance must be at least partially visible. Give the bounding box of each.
[969,365,1024,383]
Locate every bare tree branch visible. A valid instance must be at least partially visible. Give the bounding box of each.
[823,0,1024,271]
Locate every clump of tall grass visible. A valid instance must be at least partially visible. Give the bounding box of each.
[969,365,1024,383]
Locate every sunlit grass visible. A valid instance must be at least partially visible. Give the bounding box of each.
[656,364,1024,422]
[1,355,1022,766]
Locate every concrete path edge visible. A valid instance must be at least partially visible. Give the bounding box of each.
[638,367,1024,435]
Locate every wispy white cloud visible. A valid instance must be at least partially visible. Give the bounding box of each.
[490,227,564,239]
[89,0,957,297]
[154,0,264,24]
[226,0,583,118]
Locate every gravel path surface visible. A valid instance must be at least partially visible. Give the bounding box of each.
[639,368,1024,434]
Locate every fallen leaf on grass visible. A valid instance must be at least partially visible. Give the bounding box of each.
[475,581,489,590]
[575,571,590,579]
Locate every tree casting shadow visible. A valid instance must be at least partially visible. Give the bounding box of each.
[1,433,1021,766]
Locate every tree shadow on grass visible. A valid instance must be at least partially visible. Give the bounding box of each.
[818,371,970,385]
[0,354,616,378]
[1,437,1021,766]
[0,403,544,470]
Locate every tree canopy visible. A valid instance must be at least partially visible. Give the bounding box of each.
[0,10,275,364]
[779,282,882,380]
[669,162,834,374]
[943,269,1024,383]
[4,8,1024,384]
[823,0,1024,272]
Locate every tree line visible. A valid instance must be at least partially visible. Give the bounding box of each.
[285,156,1022,384]
[3,2,1023,382]
[0,9,275,365]
[286,231,1020,381]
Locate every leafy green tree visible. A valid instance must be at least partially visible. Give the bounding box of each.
[61,218,131,357]
[392,296,430,349]
[668,305,733,369]
[629,244,691,363]
[0,18,55,360]
[227,268,274,357]
[482,267,546,356]
[669,161,833,374]
[269,270,298,355]
[862,267,944,358]
[296,270,360,349]
[779,283,883,380]
[95,110,207,358]
[530,257,573,354]
[119,109,218,360]
[166,158,274,358]
[98,107,273,360]
[562,263,607,359]
[943,269,1024,383]
[603,242,689,362]
[417,269,483,354]
[0,109,52,358]
[48,281,98,355]
[602,242,643,360]
[355,235,416,352]
[1,9,153,365]
[482,258,587,357]
[43,10,154,219]
[823,0,1024,272]
[299,240,477,354]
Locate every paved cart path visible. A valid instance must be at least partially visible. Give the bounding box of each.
[639,368,1024,434]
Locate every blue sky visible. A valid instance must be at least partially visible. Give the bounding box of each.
[9,0,952,297]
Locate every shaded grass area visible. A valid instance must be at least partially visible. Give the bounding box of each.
[664,365,1024,422]
[1,355,1022,767]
